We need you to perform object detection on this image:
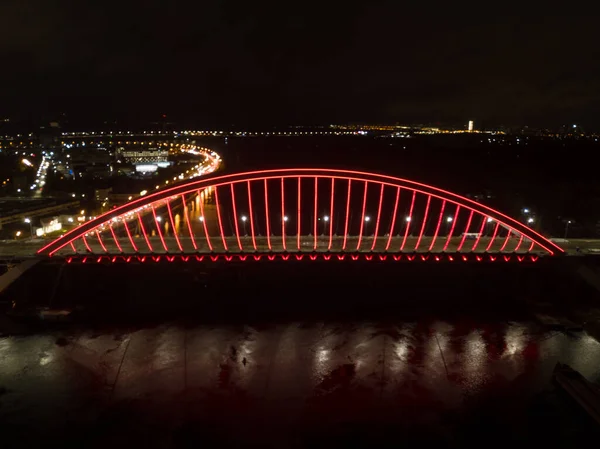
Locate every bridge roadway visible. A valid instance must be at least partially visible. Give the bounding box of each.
[2,236,600,258]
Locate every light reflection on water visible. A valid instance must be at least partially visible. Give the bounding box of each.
[2,321,600,442]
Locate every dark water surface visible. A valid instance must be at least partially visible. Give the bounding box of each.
[2,261,600,448]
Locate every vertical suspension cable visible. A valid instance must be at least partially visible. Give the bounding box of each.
[400,190,416,251]
[314,177,318,250]
[198,189,213,251]
[514,234,524,252]
[471,215,488,251]
[82,234,92,252]
[96,230,108,252]
[264,179,271,251]
[69,242,77,253]
[429,200,446,252]
[385,187,401,251]
[166,199,183,251]
[342,179,352,251]
[281,177,286,251]
[499,229,512,252]
[137,212,153,252]
[443,205,460,252]
[485,222,500,252]
[151,206,168,252]
[456,210,474,252]
[371,183,385,251]
[123,218,139,252]
[297,177,301,251]
[356,181,368,250]
[528,240,535,252]
[214,186,228,251]
[181,194,197,251]
[414,195,431,251]
[230,183,243,251]
[247,181,257,251]
[109,225,123,252]
[328,178,334,250]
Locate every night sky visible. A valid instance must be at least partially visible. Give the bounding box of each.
[1,1,599,128]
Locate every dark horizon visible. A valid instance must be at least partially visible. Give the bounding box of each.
[1,2,599,130]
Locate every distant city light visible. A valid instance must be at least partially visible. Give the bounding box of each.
[21,158,33,167]
[405,216,411,222]
[446,216,453,223]
[283,215,289,222]
[199,216,204,222]
[487,217,493,223]
[156,216,162,222]
[323,215,330,222]
[241,215,247,222]
[523,208,530,214]
[365,216,371,222]
[527,217,535,224]
[468,120,474,132]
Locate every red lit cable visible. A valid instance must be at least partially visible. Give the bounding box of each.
[214,187,228,251]
[230,184,243,251]
[385,187,400,251]
[281,178,286,251]
[264,179,271,250]
[342,179,352,251]
[528,240,535,252]
[297,177,301,251]
[429,200,446,251]
[96,230,108,252]
[499,229,512,252]
[82,234,92,252]
[485,222,500,252]
[356,181,368,250]
[123,218,139,252]
[69,242,77,253]
[181,194,197,251]
[247,181,257,250]
[198,190,213,251]
[328,178,334,250]
[400,190,416,251]
[414,194,431,251]
[514,234,524,252]
[137,212,153,252]
[151,206,168,252]
[314,177,318,250]
[443,205,460,252]
[109,225,123,252]
[471,216,487,251]
[371,183,385,251]
[166,199,183,251]
[457,210,474,252]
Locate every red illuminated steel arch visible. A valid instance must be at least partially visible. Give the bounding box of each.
[37,169,563,257]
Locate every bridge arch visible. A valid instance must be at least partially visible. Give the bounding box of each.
[37,169,563,257]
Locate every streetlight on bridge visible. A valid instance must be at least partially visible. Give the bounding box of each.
[564,220,573,239]
[24,218,33,239]
[445,216,453,235]
[241,215,248,235]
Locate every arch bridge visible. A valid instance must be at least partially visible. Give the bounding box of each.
[37,169,563,264]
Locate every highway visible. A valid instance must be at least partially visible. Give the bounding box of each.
[2,236,600,258]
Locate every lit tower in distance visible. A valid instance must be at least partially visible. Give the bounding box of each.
[468,120,474,132]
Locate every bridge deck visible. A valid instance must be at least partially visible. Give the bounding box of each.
[60,234,536,255]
